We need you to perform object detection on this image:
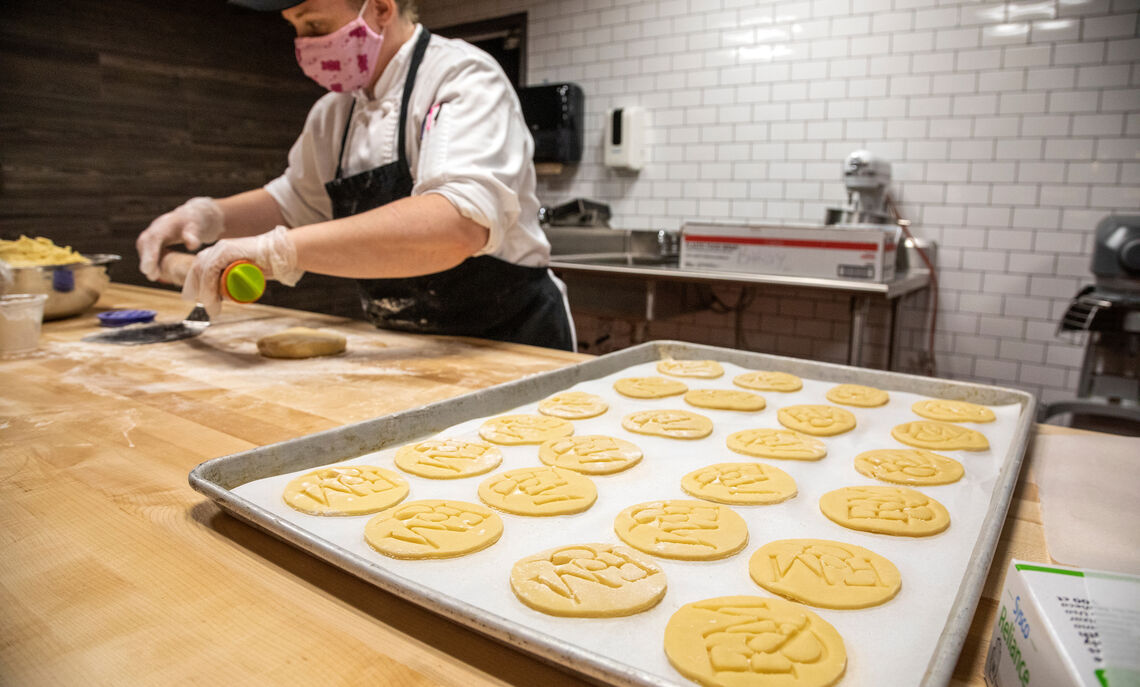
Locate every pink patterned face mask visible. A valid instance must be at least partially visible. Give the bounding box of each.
[293,1,383,93]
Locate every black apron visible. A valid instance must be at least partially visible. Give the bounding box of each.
[324,28,573,351]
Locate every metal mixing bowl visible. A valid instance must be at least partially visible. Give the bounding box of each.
[0,254,121,320]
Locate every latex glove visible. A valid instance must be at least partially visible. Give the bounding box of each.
[137,197,226,281]
[182,226,303,315]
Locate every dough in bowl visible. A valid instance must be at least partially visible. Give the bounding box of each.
[257,327,346,359]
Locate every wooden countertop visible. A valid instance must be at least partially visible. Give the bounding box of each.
[1,284,1056,686]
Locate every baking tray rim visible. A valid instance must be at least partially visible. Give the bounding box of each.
[189,340,1037,687]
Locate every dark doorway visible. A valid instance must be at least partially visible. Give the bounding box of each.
[432,13,527,89]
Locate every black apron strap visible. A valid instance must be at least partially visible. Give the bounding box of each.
[331,27,431,181]
[396,27,432,174]
[333,99,356,181]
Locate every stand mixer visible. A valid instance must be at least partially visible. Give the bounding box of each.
[825,150,893,225]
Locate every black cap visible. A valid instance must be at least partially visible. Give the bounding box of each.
[228,0,305,11]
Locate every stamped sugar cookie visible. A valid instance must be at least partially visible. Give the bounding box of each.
[538,391,609,420]
[478,414,574,445]
[777,405,857,437]
[681,463,797,505]
[854,449,964,486]
[282,465,408,516]
[684,388,766,412]
[478,466,597,516]
[892,420,990,451]
[613,376,688,399]
[614,499,748,560]
[393,439,503,479]
[510,543,667,618]
[912,399,996,423]
[820,486,950,537]
[727,428,827,461]
[364,499,502,559]
[622,409,714,440]
[749,539,902,610]
[539,435,643,475]
[733,370,803,392]
[665,595,846,687]
[657,359,725,378]
[825,383,889,407]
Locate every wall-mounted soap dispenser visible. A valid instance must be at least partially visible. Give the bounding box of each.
[604,106,646,172]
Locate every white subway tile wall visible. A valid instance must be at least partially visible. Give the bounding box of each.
[420,0,1140,403]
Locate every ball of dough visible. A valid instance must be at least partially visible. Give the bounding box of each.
[257,327,346,359]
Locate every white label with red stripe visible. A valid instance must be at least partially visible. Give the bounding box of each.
[680,223,897,281]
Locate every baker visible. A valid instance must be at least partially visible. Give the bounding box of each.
[135,0,575,351]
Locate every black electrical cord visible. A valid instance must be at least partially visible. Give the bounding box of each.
[886,195,938,376]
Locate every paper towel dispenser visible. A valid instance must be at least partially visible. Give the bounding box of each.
[518,83,583,165]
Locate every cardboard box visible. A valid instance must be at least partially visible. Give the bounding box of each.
[984,560,1140,687]
[679,222,899,282]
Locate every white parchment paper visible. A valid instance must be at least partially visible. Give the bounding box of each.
[1035,432,1140,575]
[233,359,1024,686]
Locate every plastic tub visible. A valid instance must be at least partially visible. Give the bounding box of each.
[0,293,48,358]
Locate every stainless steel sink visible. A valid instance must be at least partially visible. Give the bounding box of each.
[544,226,679,263]
[543,225,699,340]
[553,253,678,267]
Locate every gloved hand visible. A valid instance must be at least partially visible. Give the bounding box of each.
[136,197,226,281]
[182,226,303,315]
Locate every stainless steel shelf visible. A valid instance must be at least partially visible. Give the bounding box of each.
[550,253,932,369]
[550,255,931,299]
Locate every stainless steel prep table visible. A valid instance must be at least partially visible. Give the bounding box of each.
[551,255,931,369]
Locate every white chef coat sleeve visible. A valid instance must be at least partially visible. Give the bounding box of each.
[412,55,531,257]
[263,98,339,229]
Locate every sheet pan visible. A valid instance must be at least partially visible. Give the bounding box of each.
[189,341,1036,686]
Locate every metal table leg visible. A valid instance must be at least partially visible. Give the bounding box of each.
[631,320,648,344]
[848,295,871,367]
[886,297,901,371]
[735,287,754,349]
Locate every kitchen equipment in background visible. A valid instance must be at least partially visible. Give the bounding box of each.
[825,150,893,225]
[538,198,612,228]
[603,106,646,172]
[546,226,680,265]
[538,197,677,263]
[517,83,583,174]
[680,221,899,282]
[0,254,120,320]
[1040,215,1140,430]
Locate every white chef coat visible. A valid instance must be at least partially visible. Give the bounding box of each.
[264,24,550,269]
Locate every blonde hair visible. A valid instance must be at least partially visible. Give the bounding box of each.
[352,0,418,22]
[397,0,418,22]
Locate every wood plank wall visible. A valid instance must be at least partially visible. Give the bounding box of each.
[0,0,368,318]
